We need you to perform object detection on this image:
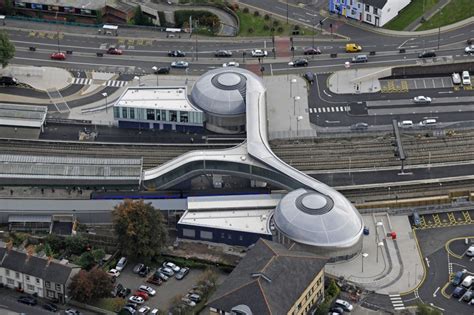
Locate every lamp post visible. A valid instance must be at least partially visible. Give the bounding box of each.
[293,96,300,116]
[152,66,159,86]
[296,115,303,137]
[290,78,297,97]
[102,92,108,112]
[361,252,369,273]
[133,75,141,86]
[286,0,289,24]
[376,241,384,263]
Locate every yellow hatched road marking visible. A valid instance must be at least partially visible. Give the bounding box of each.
[462,211,472,223]
[447,213,457,225]
[433,213,441,226]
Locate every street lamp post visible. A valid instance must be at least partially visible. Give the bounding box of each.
[376,241,384,263]
[290,78,297,97]
[296,115,303,137]
[102,92,108,112]
[293,96,300,116]
[133,76,141,86]
[361,252,369,273]
[286,0,289,24]
[152,66,159,86]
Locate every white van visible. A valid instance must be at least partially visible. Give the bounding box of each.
[116,256,127,271]
[467,245,474,257]
[398,120,413,128]
[462,275,473,288]
[462,71,471,85]
[419,119,437,127]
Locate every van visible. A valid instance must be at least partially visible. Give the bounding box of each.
[462,275,473,288]
[466,245,474,257]
[419,119,437,127]
[462,71,471,85]
[346,43,362,52]
[413,211,421,227]
[351,55,368,63]
[398,120,413,128]
[116,257,127,271]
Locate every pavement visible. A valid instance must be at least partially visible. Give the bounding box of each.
[327,67,390,94]
[2,65,72,91]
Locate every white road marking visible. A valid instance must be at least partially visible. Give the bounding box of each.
[433,286,440,297]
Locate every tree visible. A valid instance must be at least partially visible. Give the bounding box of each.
[112,200,167,262]
[64,235,87,255]
[77,252,96,270]
[0,32,15,68]
[88,268,113,298]
[133,6,153,26]
[326,279,339,297]
[0,0,14,15]
[416,303,442,315]
[44,234,65,253]
[69,270,94,303]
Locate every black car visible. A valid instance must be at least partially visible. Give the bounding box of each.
[290,59,309,67]
[215,50,232,57]
[125,302,138,310]
[0,76,18,86]
[154,66,170,74]
[329,306,344,314]
[176,267,190,280]
[452,286,467,298]
[168,50,185,57]
[303,71,315,84]
[119,287,132,298]
[303,47,321,55]
[351,122,369,130]
[418,50,436,58]
[43,303,58,312]
[138,265,150,277]
[18,296,37,306]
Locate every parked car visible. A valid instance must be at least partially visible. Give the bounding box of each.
[335,299,353,311]
[176,267,190,280]
[215,50,232,57]
[462,290,474,302]
[181,297,196,307]
[133,263,145,273]
[453,286,467,298]
[345,43,362,52]
[134,291,149,301]
[171,61,189,68]
[154,66,170,74]
[159,266,175,277]
[163,261,181,272]
[50,52,66,60]
[351,122,369,130]
[168,50,185,57]
[129,295,145,304]
[419,119,437,127]
[351,54,368,63]
[147,275,163,285]
[466,245,474,256]
[462,71,471,85]
[187,293,201,303]
[119,287,132,298]
[116,257,128,271]
[398,120,414,128]
[108,268,121,278]
[138,285,156,296]
[125,302,138,310]
[413,96,432,103]
[418,50,436,58]
[452,270,467,286]
[329,306,344,314]
[139,265,151,277]
[0,76,18,86]
[150,309,159,315]
[154,271,169,281]
[42,303,58,312]
[65,308,81,315]
[17,296,37,306]
[464,45,474,54]
[251,49,268,57]
[223,61,239,67]
[111,283,124,297]
[303,71,315,84]
[462,275,474,288]
[122,306,137,315]
[303,47,321,55]
[107,47,123,55]
[137,306,151,315]
[288,58,308,67]
[413,211,421,227]
[452,72,461,84]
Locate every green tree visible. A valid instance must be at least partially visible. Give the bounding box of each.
[416,303,442,315]
[0,0,14,15]
[77,252,96,270]
[315,302,330,315]
[133,6,153,26]
[64,235,88,255]
[112,200,167,262]
[44,243,53,257]
[44,234,65,253]
[327,279,339,297]
[91,248,105,262]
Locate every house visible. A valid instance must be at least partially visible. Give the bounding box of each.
[0,244,80,303]
[207,239,327,315]
[329,0,411,27]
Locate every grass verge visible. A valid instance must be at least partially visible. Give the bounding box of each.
[384,0,438,31]
[416,0,474,30]
[92,297,125,313]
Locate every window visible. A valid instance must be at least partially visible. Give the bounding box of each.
[180,111,188,123]
[36,278,40,285]
[351,9,356,15]
[122,108,128,119]
[55,284,61,291]
[129,108,135,119]
[113,107,120,119]
[25,275,30,281]
[221,232,225,238]
[182,228,195,238]
[228,234,232,240]
[27,284,34,290]
[366,14,371,22]
[7,278,14,285]
[146,109,155,120]
[15,272,20,279]
[365,4,370,11]
[169,111,177,122]
[5,269,10,276]
[373,7,378,14]
[239,235,243,241]
[200,231,213,240]
[156,110,161,121]
[45,281,51,289]
[47,290,55,298]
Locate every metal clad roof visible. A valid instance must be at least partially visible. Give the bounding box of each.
[8,215,52,223]
[0,104,47,128]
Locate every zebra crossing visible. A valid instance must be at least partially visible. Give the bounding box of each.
[389,294,405,310]
[71,78,129,87]
[308,106,350,114]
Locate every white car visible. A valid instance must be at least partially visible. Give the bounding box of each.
[413,96,432,103]
[138,306,150,314]
[171,61,189,68]
[462,71,471,85]
[129,295,145,304]
[223,61,239,67]
[138,285,156,296]
[251,49,268,57]
[452,72,461,84]
[465,45,474,54]
[150,309,159,315]
[181,297,196,307]
[335,299,353,311]
[107,269,120,278]
[163,262,180,272]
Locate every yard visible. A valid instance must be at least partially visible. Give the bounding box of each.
[416,0,474,30]
[384,0,438,31]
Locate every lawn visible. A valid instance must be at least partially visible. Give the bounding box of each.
[384,0,438,31]
[92,297,125,312]
[416,0,474,30]
[236,10,315,37]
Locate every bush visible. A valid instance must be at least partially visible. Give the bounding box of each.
[248,27,254,33]
[294,24,300,30]
[277,26,284,33]
[273,20,280,27]
[253,11,260,17]
[243,7,249,13]
[264,14,270,20]
[263,24,270,31]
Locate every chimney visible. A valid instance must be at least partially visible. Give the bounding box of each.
[6,239,13,252]
[26,245,35,262]
[46,255,53,267]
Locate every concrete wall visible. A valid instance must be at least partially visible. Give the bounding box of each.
[391,61,474,78]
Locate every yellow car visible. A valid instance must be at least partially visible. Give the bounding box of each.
[345,43,362,52]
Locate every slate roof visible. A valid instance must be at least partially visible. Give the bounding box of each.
[363,0,389,9]
[0,248,75,284]
[207,239,327,314]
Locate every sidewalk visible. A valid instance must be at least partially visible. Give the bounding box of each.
[405,0,451,31]
[328,67,391,94]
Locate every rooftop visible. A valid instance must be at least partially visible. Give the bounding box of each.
[187,194,282,211]
[27,0,104,10]
[114,86,203,112]
[0,103,47,128]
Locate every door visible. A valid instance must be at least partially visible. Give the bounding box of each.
[375,16,380,27]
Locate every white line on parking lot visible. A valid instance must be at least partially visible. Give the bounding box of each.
[425,257,430,268]
[433,286,440,297]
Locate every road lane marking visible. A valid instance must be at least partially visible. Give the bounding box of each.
[433,286,440,297]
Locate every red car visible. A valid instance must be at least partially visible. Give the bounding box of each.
[133,291,149,301]
[107,47,123,55]
[50,52,66,60]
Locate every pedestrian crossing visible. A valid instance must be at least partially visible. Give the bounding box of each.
[71,78,129,87]
[389,294,405,310]
[308,106,350,114]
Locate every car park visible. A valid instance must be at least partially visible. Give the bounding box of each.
[138,285,156,296]
[108,268,121,278]
[163,261,181,272]
[107,47,123,55]
[153,66,170,74]
[452,73,461,84]
[413,96,432,103]
[335,299,353,311]
[351,54,368,63]
[462,71,471,85]
[116,257,128,271]
[465,45,474,54]
[303,47,321,55]
[418,50,436,58]
[215,50,232,57]
[251,49,268,57]
[168,50,185,57]
[42,303,58,312]
[159,266,175,277]
[17,296,37,306]
[176,267,190,280]
[129,295,145,304]
[133,263,145,273]
[453,286,467,298]
[346,43,362,52]
[466,245,474,256]
[171,61,189,68]
[50,52,66,60]
[351,122,369,130]
[0,76,18,86]
[288,59,308,67]
[223,61,239,67]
